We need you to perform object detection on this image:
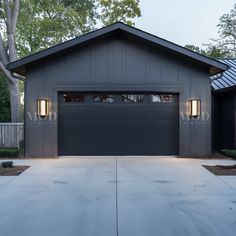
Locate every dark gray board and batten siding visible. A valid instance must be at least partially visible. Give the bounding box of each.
[24,35,212,157]
[212,91,236,151]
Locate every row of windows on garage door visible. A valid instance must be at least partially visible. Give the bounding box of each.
[62,93,176,103]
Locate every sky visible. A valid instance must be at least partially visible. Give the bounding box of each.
[134,0,236,48]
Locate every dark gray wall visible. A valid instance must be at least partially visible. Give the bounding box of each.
[213,91,236,150]
[25,35,211,157]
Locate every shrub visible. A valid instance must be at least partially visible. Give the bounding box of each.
[220,149,236,159]
[0,148,19,157]
[1,161,14,168]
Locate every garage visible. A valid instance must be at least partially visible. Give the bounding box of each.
[7,22,228,157]
[58,92,179,155]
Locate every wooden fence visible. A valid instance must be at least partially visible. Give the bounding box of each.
[0,123,24,148]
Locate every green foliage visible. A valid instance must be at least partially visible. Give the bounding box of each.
[100,0,141,26]
[185,4,236,59]
[16,0,96,56]
[15,0,141,57]
[0,148,19,157]
[185,44,230,59]
[198,3,236,58]
[185,45,207,55]
[214,4,236,57]
[1,161,14,168]
[220,149,236,159]
[0,73,11,122]
[206,46,230,59]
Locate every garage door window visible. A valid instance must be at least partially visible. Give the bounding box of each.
[63,94,85,103]
[151,95,174,103]
[122,94,144,103]
[93,95,114,103]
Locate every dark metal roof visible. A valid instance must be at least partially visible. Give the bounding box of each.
[211,59,236,91]
[7,22,228,76]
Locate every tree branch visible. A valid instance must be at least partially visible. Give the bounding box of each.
[0,32,9,64]
[12,0,20,33]
[4,0,12,33]
[0,60,14,84]
[52,12,62,20]
[0,7,4,17]
[38,0,53,19]
[12,73,25,81]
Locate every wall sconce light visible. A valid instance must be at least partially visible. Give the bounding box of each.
[188,99,201,117]
[37,99,49,118]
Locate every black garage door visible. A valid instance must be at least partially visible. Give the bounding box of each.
[58,92,179,155]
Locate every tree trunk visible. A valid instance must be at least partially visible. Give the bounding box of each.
[7,32,20,122]
[9,79,20,122]
[4,0,21,122]
[8,33,17,61]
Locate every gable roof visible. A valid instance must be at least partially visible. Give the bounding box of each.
[211,59,236,91]
[7,22,228,76]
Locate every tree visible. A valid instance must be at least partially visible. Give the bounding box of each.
[100,0,141,26]
[0,72,11,122]
[16,0,98,56]
[16,0,141,56]
[0,0,21,123]
[0,0,141,122]
[185,45,207,55]
[207,3,236,57]
[206,46,230,59]
[185,44,229,59]
[185,4,236,59]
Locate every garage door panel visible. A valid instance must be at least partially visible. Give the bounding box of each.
[58,93,179,155]
[59,105,92,120]
[91,106,150,121]
[114,107,149,120]
[116,121,148,149]
[91,107,120,120]
[148,120,179,154]
[148,106,178,120]
[90,121,118,145]
[114,105,178,121]
[59,120,92,154]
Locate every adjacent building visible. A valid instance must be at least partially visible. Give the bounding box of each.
[212,59,236,151]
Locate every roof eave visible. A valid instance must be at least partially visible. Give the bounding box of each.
[213,85,236,93]
[210,64,229,76]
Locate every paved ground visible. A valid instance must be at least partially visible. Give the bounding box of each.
[0,157,236,236]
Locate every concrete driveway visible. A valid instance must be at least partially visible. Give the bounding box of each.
[0,157,236,236]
